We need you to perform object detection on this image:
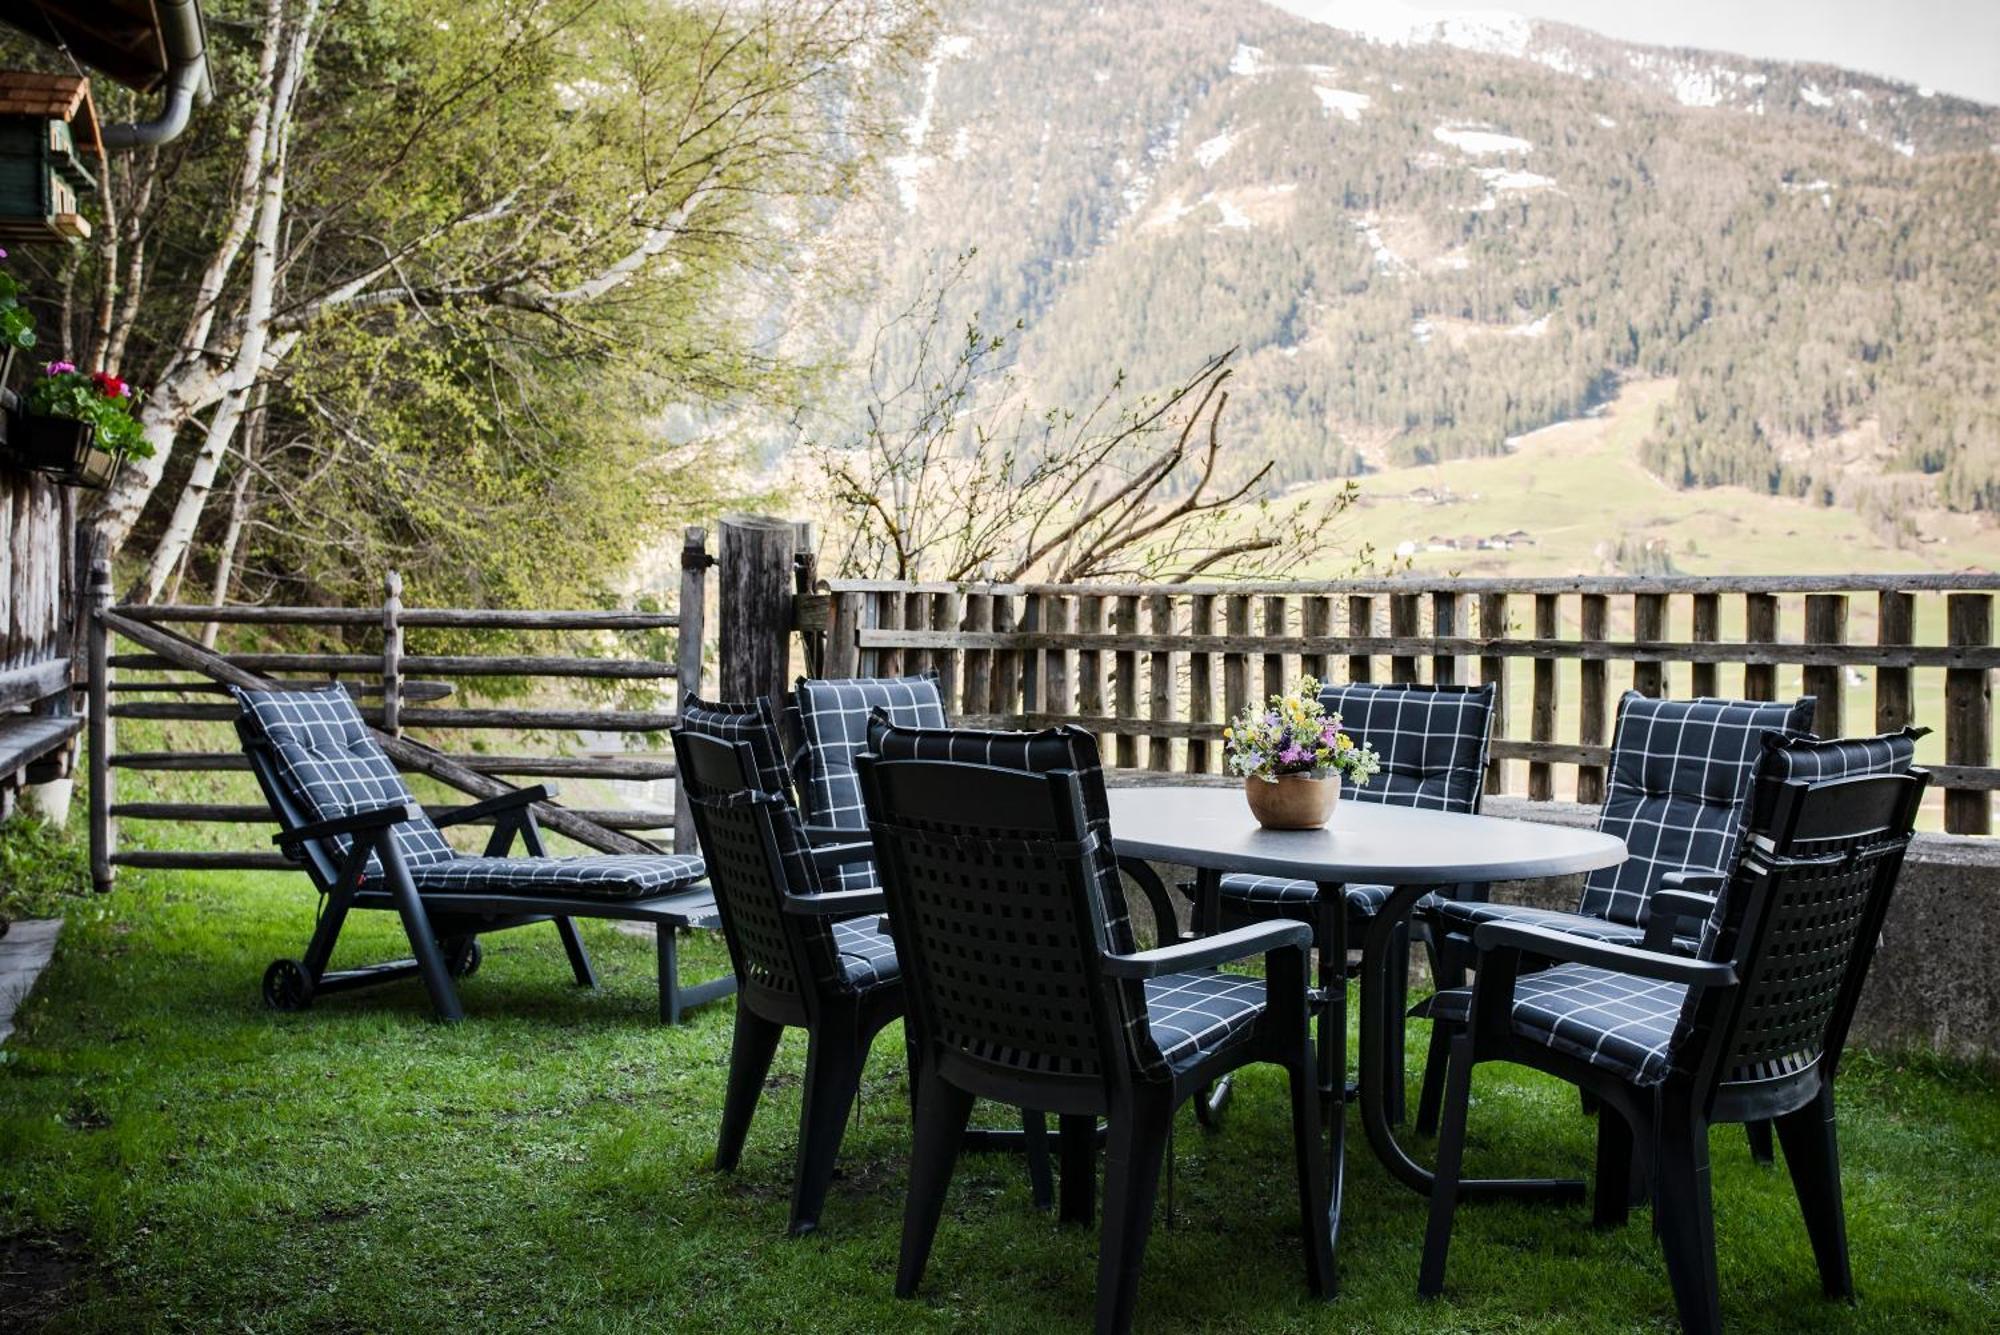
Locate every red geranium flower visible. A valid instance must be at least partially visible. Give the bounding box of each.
[91,371,127,399]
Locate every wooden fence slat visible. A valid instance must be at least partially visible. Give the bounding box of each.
[1875,591,1914,732]
[1042,594,1071,722]
[1691,592,1719,697]
[1479,592,1507,795]
[1147,594,1175,772]
[1432,591,1461,686]
[1223,595,1251,729]
[1262,595,1288,700]
[1347,596,1374,683]
[1946,593,1992,835]
[991,594,1018,718]
[961,593,993,715]
[1019,594,1043,715]
[1187,594,1215,773]
[1529,593,1557,802]
[1390,593,1420,684]
[1744,593,1778,701]
[1112,595,1139,770]
[1578,593,1608,806]
[1803,593,1850,736]
[1077,595,1106,731]
[1301,595,1332,683]
[877,591,904,678]
[1632,592,1666,698]
[930,592,960,707]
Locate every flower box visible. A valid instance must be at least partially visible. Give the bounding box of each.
[16,411,120,489]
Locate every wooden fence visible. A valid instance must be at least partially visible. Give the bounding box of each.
[805,573,2000,835]
[86,526,718,888]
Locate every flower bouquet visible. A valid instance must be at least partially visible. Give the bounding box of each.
[1224,675,1381,829]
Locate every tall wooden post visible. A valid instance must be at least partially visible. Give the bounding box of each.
[1478,592,1508,795]
[87,550,114,893]
[1945,593,1992,835]
[675,526,711,854]
[1802,593,1849,737]
[380,570,404,737]
[717,515,795,738]
[1874,590,1913,733]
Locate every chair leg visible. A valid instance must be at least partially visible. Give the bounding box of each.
[790,1017,870,1236]
[1095,1090,1174,1335]
[1654,1107,1723,1335]
[1059,1113,1096,1226]
[555,917,597,988]
[1385,918,1410,1124]
[1593,1103,1635,1229]
[1414,1019,1451,1137]
[382,866,462,1022]
[717,1004,783,1172]
[1287,1056,1338,1300]
[1022,1108,1054,1211]
[1745,1119,1776,1165]
[1773,1083,1854,1300]
[1418,1029,1478,1298]
[896,1068,976,1298]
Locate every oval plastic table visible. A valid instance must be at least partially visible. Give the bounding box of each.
[1107,786,1626,1260]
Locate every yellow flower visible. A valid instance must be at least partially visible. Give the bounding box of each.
[1337,734,1354,752]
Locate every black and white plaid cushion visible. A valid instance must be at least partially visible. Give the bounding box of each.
[832,917,901,991]
[1746,726,1925,834]
[1428,963,1686,1085]
[679,693,793,799]
[233,686,457,874]
[794,672,948,833]
[1578,692,1813,928]
[1219,681,1494,917]
[397,852,708,902]
[866,717,1195,1080]
[1145,970,1266,1073]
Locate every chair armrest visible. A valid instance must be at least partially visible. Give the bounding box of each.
[1102,920,1312,980]
[1643,887,1720,951]
[273,801,423,848]
[1659,870,1727,895]
[432,784,555,828]
[1472,921,1736,987]
[809,840,876,870]
[782,888,888,917]
[801,822,858,847]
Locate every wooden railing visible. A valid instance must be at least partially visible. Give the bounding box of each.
[806,573,2000,834]
[86,527,715,887]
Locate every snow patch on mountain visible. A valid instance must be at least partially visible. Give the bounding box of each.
[1434,123,1533,155]
[1314,87,1372,121]
[1476,166,1556,192]
[1230,42,1269,76]
[886,34,974,210]
[1195,130,1236,167]
[1800,82,1833,108]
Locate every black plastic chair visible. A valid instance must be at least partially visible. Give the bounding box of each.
[671,724,902,1236]
[859,724,1334,1335]
[1210,681,1496,1120]
[1418,767,1927,1332]
[1413,691,1815,1138]
[235,685,727,1022]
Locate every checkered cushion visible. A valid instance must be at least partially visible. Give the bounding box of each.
[866,718,1185,1079]
[1219,682,1493,916]
[679,693,792,799]
[1145,970,1266,1074]
[832,917,901,991]
[794,672,948,833]
[1747,726,1925,833]
[233,686,456,875]
[398,852,708,902]
[1579,693,1813,928]
[1428,963,1686,1085]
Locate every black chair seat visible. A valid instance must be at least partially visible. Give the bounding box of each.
[1218,873,1442,918]
[1422,898,1701,953]
[376,851,707,901]
[1425,963,1684,1085]
[1144,970,1267,1074]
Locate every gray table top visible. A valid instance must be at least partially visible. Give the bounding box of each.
[1107,786,1626,885]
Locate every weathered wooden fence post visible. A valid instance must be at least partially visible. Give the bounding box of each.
[717,514,797,729]
[1945,592,1992,835]
[87,550,114,892]
[675,525,712,854]
[380,570,404,736]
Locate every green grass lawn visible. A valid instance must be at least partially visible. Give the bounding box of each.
[3,852,1996,1332]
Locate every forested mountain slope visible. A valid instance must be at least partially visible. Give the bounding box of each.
[852,0,2000,525]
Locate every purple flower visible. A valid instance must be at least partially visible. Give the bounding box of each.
[45,360,75,376]
[0,247,9,260]
[1278,743,1310,766]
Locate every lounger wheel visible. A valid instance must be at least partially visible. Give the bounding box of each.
[446,939,483,978]
[263,958,315,1011]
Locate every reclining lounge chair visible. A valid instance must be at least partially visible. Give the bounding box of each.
[235,684,732,1023]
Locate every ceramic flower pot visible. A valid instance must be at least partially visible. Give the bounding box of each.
[1245,771,1340,830]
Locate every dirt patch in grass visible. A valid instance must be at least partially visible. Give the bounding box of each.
[0,1232,90,1332]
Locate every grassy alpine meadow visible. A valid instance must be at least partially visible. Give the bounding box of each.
[1,832,1997,1331]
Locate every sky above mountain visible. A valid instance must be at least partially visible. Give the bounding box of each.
[1268,1,2000,104]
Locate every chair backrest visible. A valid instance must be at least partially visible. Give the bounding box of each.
[1580,692,1814,928]
[679,693,794,800]
[670,726,844,999]
[791,672,949,833]
[1674,769,1927,1106]
[859,751,1125,1087]
[1315,681,1495,813]
[231,685,457,880]
[863,720,1179,1083]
